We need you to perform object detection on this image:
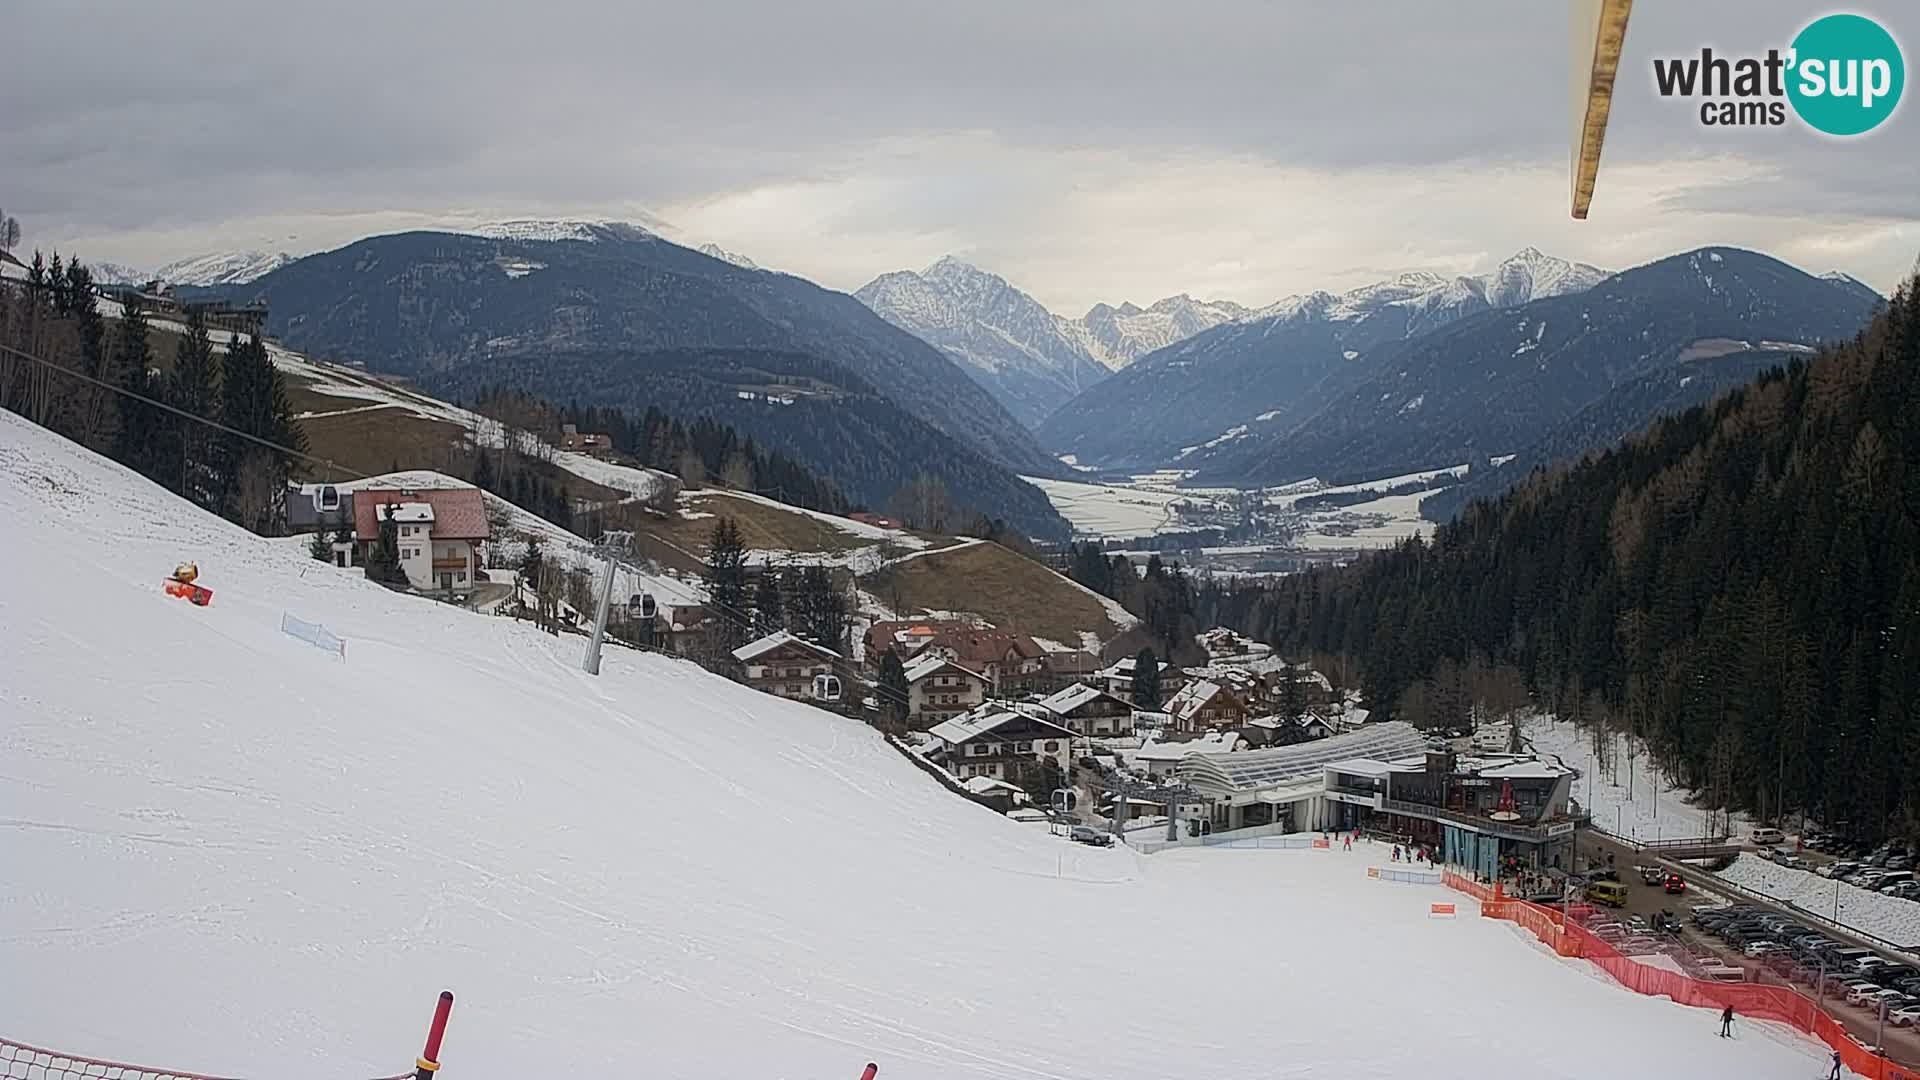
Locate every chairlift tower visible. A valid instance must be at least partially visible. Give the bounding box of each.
[1103,775,1209,843]
[581,530,634,675]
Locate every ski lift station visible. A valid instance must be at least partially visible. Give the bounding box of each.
[1154,722,1586,876]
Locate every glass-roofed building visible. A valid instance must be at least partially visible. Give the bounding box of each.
[1171,722,1430,833]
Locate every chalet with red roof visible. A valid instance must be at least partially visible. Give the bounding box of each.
[352,487,490,593]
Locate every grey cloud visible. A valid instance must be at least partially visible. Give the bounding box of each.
[4,0,1914,299]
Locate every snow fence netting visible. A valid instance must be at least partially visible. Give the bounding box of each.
[280,611,347,660]
[1441,873,1920,1080]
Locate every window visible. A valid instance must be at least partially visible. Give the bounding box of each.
[455,571,466,583]
[1044,741,1059,752]
[967,743,988,757]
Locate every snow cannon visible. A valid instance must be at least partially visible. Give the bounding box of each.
[164,562,213,606]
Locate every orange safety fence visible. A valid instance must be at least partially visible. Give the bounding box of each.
[1441,875,1920,1080]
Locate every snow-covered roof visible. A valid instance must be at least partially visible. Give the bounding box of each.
[961,775,1027,798]
[902,653,984,684]
[1166,680,1230,722]
[386,502,434,524]
[1476,760,1571,781]
[1177,722,1427,792]
[927,709,1073,747]
[1038,682,1115,715]
[1131,731,1240,762]
[731,630,841,664]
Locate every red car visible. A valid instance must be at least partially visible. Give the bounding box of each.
[1664,873,1688,894]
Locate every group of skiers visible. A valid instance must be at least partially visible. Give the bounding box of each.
[1389,844,1430,864]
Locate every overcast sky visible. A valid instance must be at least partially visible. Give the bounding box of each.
[6,1,1914,313]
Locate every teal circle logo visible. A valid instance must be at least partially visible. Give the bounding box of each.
[1787,13,1904,135]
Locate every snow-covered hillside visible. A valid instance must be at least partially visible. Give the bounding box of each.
[156,250,295,286]
[0,411,1840,1079]
[85,251,295,287]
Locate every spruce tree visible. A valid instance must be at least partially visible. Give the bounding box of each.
[110,295,157,475]
[218,333,306,533]
[752,572,784,637]
[164,309,221,508]
[1131,647,1162,709]
[704,516,750,651]
[878,648,911,733]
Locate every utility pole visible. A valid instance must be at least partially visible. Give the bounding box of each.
[581,530,632,675]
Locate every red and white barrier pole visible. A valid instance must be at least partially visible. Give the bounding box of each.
[415,991,454,1080]
[860,1064,878,1080]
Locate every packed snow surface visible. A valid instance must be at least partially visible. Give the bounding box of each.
[1525,717,1748,842]
[1721,855,1920,949]
[0,411,1839,1079]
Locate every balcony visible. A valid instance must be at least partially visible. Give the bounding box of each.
[1379,797,1588,843]
[432,557,469,571]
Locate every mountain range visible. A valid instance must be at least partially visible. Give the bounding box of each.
[201,223,1072,537]
[856,257,1245,427]
[1037,247,1609,468]
[88,249,295,287]
[1180,247,1882,488]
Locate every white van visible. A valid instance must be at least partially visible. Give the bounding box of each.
[1750,827,1786,846]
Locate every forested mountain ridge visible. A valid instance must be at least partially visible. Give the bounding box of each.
[1188,248,1883,486]
[213,226,1062,478]
[431,345,1069,538]
[1038,248,1608,469]
[1234,277,1920,838]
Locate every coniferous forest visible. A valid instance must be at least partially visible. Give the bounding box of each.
[1220,278,1920,840]
[0,254,307,533]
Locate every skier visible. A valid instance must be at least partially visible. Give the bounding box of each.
[1828,1049,1842,1079]
[1343,835,1351,851]
[1717,1004,1733,1038]
[1392,845,1401,863]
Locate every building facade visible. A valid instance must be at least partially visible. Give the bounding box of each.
[928,708,1075,782]
[732,631,842,699]
[903,655,989,730]
[352,487,489,592]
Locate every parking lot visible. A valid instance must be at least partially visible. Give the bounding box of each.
[1573,830,1920,1067]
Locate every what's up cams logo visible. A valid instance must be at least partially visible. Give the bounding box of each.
[1653,12,1904,135]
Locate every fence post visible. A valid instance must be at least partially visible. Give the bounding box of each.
[415,990,454,1080]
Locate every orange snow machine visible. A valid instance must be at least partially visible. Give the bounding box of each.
[164,562,213,606]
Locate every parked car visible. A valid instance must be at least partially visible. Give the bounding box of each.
[1751,826,1787,846]
[1068,825,1114,847]
[1744,941,1782,958]
[1820,861,1858,879]
[1889,882,1920,901]
[1891,1004,1920,1028]
[1844,981,1884,1005]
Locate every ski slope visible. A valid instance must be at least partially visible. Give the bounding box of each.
[0,411,1842,1080]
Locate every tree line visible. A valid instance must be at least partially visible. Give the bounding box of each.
[0,252,305,534]
[466,386,848,514]
[1220,278,1920,841]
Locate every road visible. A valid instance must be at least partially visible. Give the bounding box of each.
[1578,829,1920,1065]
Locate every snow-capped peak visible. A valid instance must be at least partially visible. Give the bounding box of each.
[1478,247,1608,307]
[697,243,759,270]
[462,219,657,244]
[155,250,295,287]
